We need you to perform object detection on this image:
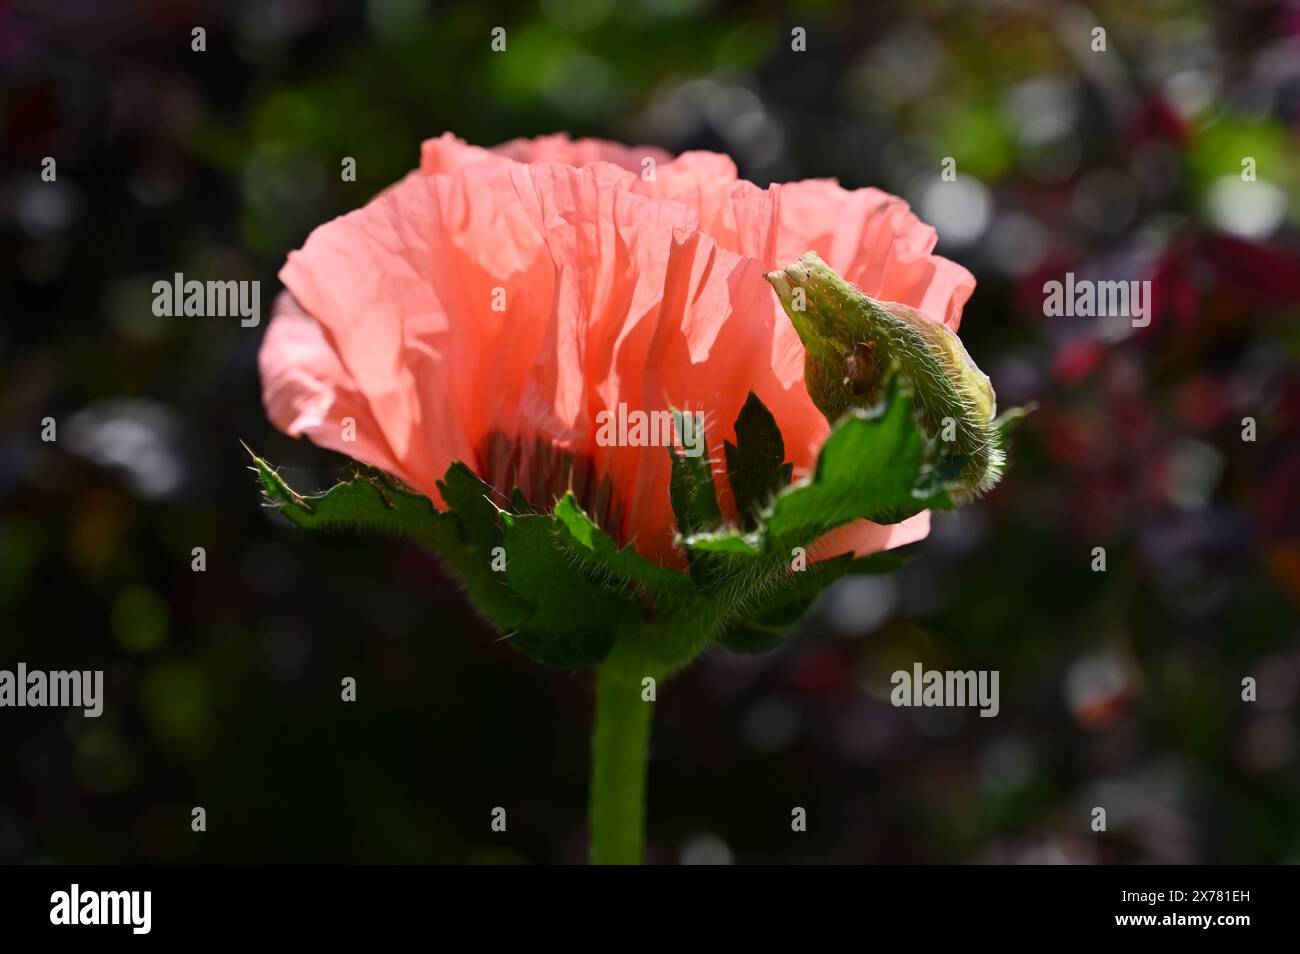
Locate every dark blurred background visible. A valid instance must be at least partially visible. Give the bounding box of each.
[2,0,1299,864]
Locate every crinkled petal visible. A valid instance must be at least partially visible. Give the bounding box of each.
[259,291,414,484]
[769,180,975,331]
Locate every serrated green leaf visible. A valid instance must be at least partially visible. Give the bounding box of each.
[679,382,932,563]
[668,433,726,587]
[717,554,854,651]
[552,494,696,610]
[500,514,637,667]
[508,487,533,515]
[765,382,928,544]
[668,446,721,536]
[679,530,763,555]
[437,461,507,545]
[725,391,793,531]
[715,550,912,652]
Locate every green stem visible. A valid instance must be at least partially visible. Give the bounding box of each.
[588,646,655,864]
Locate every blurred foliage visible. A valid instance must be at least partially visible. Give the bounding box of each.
[1,0,1298,864]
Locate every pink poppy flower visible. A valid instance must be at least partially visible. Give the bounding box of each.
[259,134,975,567]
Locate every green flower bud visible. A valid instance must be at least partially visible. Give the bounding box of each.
[766,251,1004,497]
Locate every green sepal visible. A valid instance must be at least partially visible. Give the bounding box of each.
[552,493,696,613]
[724,392,793,531]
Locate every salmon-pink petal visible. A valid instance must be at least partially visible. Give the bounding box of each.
[633,152,752,250]
[278,172,477,503]
[493,164,746,562]
[812,512,932,560]
[419,132,498,175]
[769,180,975,331]
[258,291,412,485]
[636,150,737,193]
